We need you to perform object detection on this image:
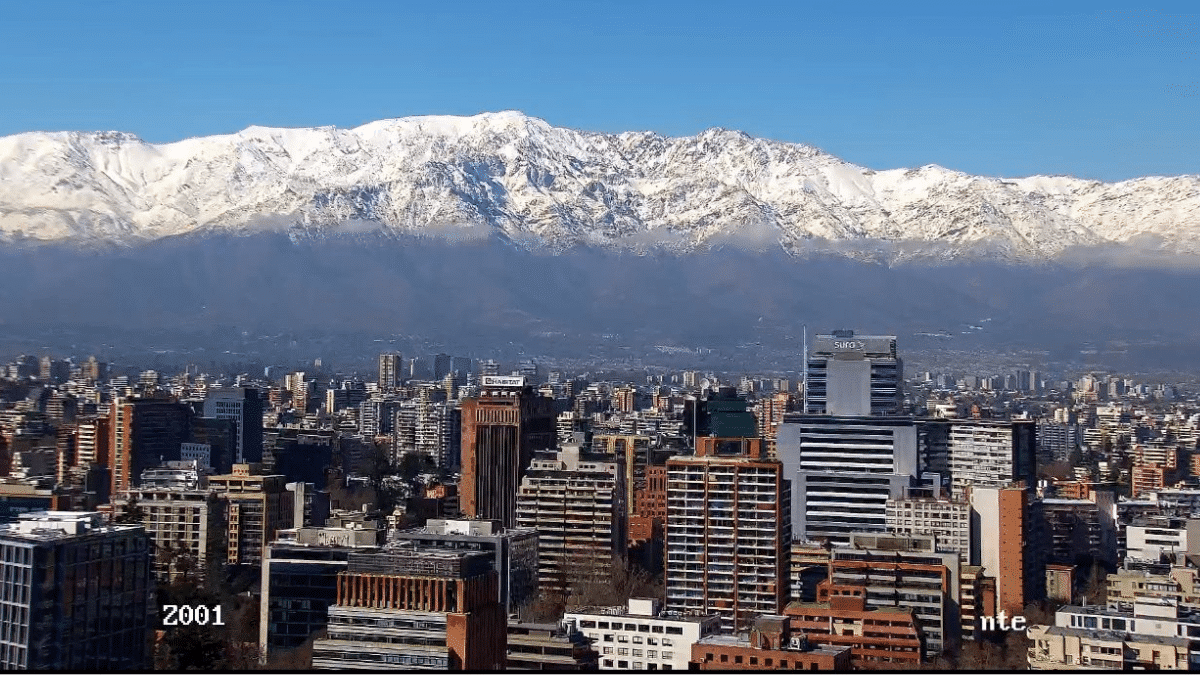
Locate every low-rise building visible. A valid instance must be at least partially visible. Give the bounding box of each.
[563,597,722,671]
[505,621,598,670]
[1028,599,1199,670]
[691,614,852,670]
[1107,565,1200,610]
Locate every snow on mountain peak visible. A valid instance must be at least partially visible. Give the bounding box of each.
[0,111,1198,260]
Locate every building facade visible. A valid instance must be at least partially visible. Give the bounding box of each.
[0,512,151,670]
[665,436,790,632]
[460,378,556,528]
[310,547,506,670]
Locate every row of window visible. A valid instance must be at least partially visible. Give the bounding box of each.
[578,620,684,635]
[593,633,675,646]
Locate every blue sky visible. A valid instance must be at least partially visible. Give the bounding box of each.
[2,0,1196,181]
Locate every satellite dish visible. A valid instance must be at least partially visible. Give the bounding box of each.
[699,378,712,392]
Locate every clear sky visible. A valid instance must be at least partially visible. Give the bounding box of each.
[2,0,1196,181]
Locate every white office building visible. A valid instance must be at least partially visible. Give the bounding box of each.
[563,598,721,671]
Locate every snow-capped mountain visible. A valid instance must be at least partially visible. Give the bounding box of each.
[1,111,1198,260]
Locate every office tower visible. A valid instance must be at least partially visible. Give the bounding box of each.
[203,387,264,465]
[311,546,506,670]
[828,533,961,658]
[378,352,402,392]
[452,356,473,383]
[666,432,791,632]
[460,377,556,528]
[777,414,919,545]
[108,395,192,496]
[434,353,453,381]
[392,518,539,616]
[947,419,1036,498]
[127,479,223,582]
[516,443,626,595]
[804,330,902,416]
[0,511,151,670]
[971,485,1042,617]
[188,416,235,473]
[208,464,295,566]
[564,598,723,672]
[260,510,383,659]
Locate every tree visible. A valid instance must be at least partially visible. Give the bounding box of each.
[114,495,145,524]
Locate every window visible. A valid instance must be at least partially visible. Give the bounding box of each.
[618,635,629,643]
[735,655,743,664]
[618,661,628,669]
[662,639,673,647]
[618,648,629,656]
[603,659,613,667]
[603,647,612,654]
[633,649,643,657]
[666,626,683,635]
[648,637,658,645]
[662,651,674,660]
[720,654,728,663]
[633,636,643,644]
[648,650,657,658]
[604,634,613,642]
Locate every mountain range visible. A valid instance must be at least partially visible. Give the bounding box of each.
[2,111,1198,262]
[2,112,1199,372]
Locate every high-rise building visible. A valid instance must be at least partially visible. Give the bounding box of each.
[311,546,506,670]
[0,511,151,670]
[804,331,902,416]
[947,420,1036,498]
[378,352,402,392]
[460,377,556,528]
[777,414,919,545]
[209,464,295,566]
[203,387,264,464]
[108,395,192,496]
[516,443,626,595]
[971,485,1043,617]
[434,354,453,381]
[128,481,223,582]
[666,433,791,632]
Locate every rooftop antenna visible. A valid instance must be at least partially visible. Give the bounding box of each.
[801,324,808,412]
